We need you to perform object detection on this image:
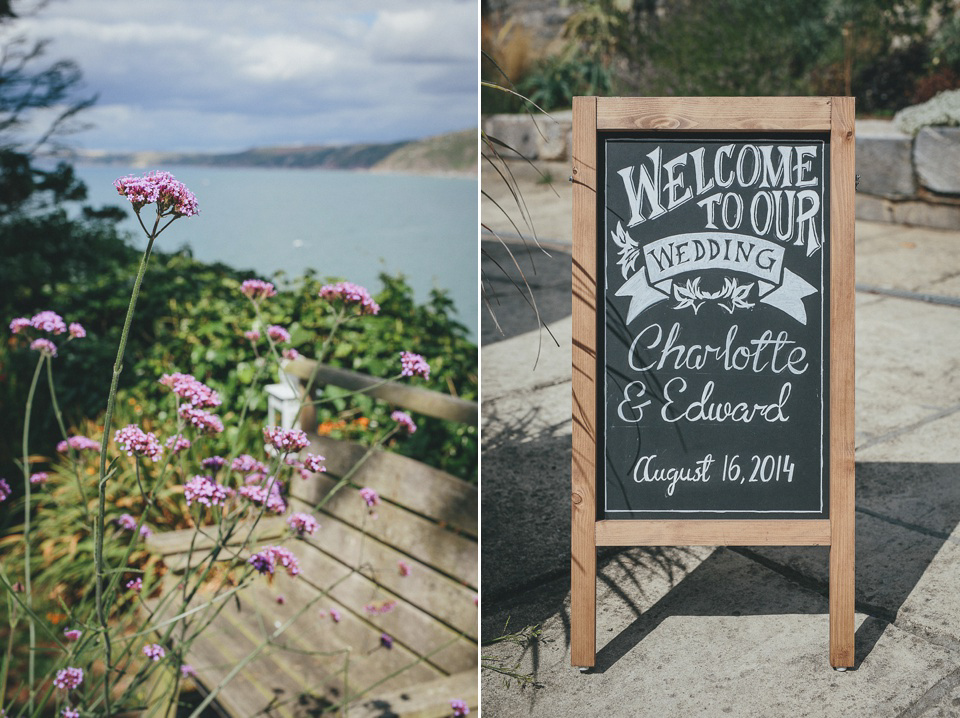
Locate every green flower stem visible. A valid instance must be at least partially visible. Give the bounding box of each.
[94,223,159,717]
[20,353,44,713]
[44,357,91,522]
[313,427,398,513]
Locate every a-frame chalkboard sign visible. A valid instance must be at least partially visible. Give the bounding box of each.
[571,97,855,669]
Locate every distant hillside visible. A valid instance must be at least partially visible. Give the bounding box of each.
[73,129,477,176]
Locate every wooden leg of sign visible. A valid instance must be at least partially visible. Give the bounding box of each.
[829,95,856,669]
[571,491,596,667]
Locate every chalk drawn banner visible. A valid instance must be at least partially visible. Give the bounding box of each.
[602,136,830,519]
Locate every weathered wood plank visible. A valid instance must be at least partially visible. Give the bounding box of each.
[290,535,477,673]
[289,497,477,638]
[298,473,477,588]
[286,359,478,426]
[300,436,477,537]
[347,669,478,718]
[596,96,833,131]
[145,517,287,556]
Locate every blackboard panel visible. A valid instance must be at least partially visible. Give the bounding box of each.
[601,134,830,520]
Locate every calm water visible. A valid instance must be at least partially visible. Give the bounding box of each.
[74,165,478,339]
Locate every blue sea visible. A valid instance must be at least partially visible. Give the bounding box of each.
[73,165,478,340]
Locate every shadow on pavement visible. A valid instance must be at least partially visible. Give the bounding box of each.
[483,460,960,675]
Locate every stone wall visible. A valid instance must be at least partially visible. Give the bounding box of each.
[483,113,960,230]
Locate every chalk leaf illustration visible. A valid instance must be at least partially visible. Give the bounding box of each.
[672,276,755,314]
[673,277,706,314]
[611,221,639,279]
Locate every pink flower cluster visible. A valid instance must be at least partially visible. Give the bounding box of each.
[232,454,268,474]
[263,426,309,452]
[287,512,319,536]
[127,577,143,593]
[398,560,411,577]
[303,453,326,473]
[391,410,417,434]
[29,310,67,334]
[29,472,48,485]
[160,372,221,408]
[184,475,229,508]
[283,348,300,360]
[69,322,85,339]
[57,435,99,453]
[178,405,224,435]
[63,628,82,642]
[318,281,380,315]
[0,479,10,502]
[114,170,199,217]
[143,643,165,661]
[53,666,84,691]
[165,435,191,454]
[451,699,470,717]
[115,424,164,462]
[202,455,226,471]
[30,338,57,356]
[248,545,300,577]
[239,481,287,514]
[62,707,80,718]
[360,487,380,508]
[244,329,261,342]
[240,278,277,301]
[117,514,138,531]
[267,325,290,343]
[400,351,430,379]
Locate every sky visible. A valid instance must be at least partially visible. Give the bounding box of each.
[9,0,478,153]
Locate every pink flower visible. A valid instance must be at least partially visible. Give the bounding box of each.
[117,514,138,531]
[178,405,224,435]
[53,666,83,691]
[140,525,152,539]
[318,281,380,315]
[61,706,79,718]
[391,410,417,434]
[143,643,165,661]
[9,317,30,333]
[160,372,221,408]
[330,608,342,623]
[181,664,197,678]
[57,436,99,453]
[63,628,82,642]
[127,577,142,593]
[114,170,198,217]
[232,454,268,474]
[267,325,290,343]
[359,487,380,508]
[263,426,308,452]
[451,699,470,717]
[202,455,226,471]
[400,351,430,379]
[303,453,326,473]
[282,348,300,361]
[0,479,10,502]
[30,338,57,356]
[398,560,411,577]
[240,278,277,301]
[114,424,163,461]
[287,512,319,536]
[238,482,287,514]
[31,311,66,334]
[380,633,393,649]
[184,475,229,508]
[165,435,191,454]
[29,472,49,485]
[244,329,261,342]
[68,322,86,339]
[248,545,300,577]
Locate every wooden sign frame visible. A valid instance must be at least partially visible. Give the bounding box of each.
[571,97,855,668]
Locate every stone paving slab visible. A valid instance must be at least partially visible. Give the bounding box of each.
[483,548,960,718]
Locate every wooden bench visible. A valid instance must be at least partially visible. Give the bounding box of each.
[146,360,478,717]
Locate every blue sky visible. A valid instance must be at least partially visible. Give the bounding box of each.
[13,0,478,153]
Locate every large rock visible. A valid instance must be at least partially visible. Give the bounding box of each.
[484,113,539,160]
[915,126,960,195]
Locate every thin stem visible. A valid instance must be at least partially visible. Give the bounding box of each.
[94,229,160,717]
[45,357,91,521]
[20,354,44,713]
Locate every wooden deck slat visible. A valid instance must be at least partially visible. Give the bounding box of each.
[347,669,478,718]
[146,517,287,556]
[289,497,477,638]
[299,436,478,537]
[290,535,477,673]
[286,359,478,426]
[298,473,477,588]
